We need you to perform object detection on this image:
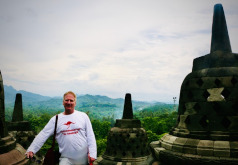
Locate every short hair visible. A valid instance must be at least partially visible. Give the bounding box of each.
[63,91,77,102]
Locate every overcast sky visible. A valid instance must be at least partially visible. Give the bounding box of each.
[0,0,238,102]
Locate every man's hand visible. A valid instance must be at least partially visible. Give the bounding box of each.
[88,153,95,165]
[26,151,34,159]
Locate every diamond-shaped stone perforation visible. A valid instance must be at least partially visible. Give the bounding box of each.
[185,115,190,124]
[221,88,230,99]
[231,76,238,86]
[215,79,221,86]
[196,78,204,87]
[141,151,144,156]
[199,116,209,128]
[203,90,210,99]
[221,117,231,128]
[178,104,186,114]
[132,151,136,157]
[194,103,201,111]
[122,151,126,156]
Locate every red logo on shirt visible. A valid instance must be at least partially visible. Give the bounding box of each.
[64,121,75,129]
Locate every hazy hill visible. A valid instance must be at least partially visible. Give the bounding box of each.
[4,85,171,119]
[4,85,51,104]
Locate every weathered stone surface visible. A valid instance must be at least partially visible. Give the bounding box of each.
[0,143,29,165]
[7,121,31,131]
[210,4,231,53]
[0,71,30,165]
[149,4,238,165]
[183,138,199,154]
[12,93,23,122]
[197,140,214,156]
[122,93,133,119]
[9,130,35,149]
[0,135,16,154]
[99,94,149,165]
[172,137,188,153]
[115,119,141,128]
[214,141,230,157]
[0,70,7,138]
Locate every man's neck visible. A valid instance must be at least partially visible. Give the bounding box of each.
[63,109,74,115]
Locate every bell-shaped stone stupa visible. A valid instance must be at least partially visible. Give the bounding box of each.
[98,93,150,165]
[0,71,29,165]
[149,4,238,165]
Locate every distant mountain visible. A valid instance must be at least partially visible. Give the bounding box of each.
[4,85,170,119]
[4,85,51,105]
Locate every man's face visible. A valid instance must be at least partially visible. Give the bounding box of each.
[63,93,76,113]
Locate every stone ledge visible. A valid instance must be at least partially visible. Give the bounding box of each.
[152,146,238,165]
[154,134,238,158]
[0,143,29,165]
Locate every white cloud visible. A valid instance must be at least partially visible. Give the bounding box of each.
[0,0,238,102]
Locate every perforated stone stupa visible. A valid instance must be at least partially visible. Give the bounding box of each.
[7,93,35,150]
[0,71,29,165]
[149,4,238,165]
[98,93,149,165]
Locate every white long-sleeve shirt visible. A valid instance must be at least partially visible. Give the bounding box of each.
[27,110,97,164]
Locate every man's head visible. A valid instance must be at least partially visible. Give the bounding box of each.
[63,91,76,115]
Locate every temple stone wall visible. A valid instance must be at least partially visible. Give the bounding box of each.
[0,71,30,165]
[149,4,238,165]
[98,94,149,165]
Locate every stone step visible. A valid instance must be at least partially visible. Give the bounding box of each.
[0,139,16,154]
[13,156,29,165]
[0,143,28,165]
[0,135,13,145]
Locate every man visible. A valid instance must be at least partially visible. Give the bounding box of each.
[26,91,97,165]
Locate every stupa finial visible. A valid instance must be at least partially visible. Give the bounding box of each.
[210,4,232,53]
[122,93,133,119]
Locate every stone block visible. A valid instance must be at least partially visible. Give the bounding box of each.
[197,140,214,156]
[162,134,171,142]
[154,147,165,160]
[166,135,177,144]
[160,133,169,141]
[214,140,230,157]
[184,138,200,154]
[161,141,172,150]
[208,115,226,131]
[227,116,238,131]
[230,141,238,158]
[172,137,188,153]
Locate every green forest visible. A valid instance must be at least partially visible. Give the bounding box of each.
[4,88,178,157]
[5,103,177,157]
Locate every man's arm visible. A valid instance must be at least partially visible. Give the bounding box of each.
[84,114,97,160]
[26,116,56,157]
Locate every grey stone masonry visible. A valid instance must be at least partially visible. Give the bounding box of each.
[0,70,8,138]
[12,93,23,122]
[149,4,238,165]
[98,94,149,165]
